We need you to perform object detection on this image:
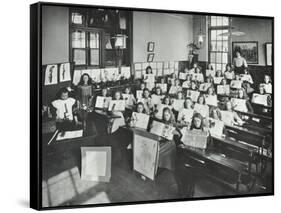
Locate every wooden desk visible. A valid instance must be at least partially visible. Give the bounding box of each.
[177,144,256,192]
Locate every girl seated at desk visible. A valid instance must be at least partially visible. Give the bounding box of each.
[168,73,177,85]
[182,74,192,89]
[260,74,272,94]
[177,98,194,128]
[151,86,164,106]
[141,88,154,114]
[224,101,244,126]
[224,64,235,82]
[233,88,254,113]
[143,66,155,91]
[52,87,79,131]
[205,63,215,78]
[188,62,198,74]
[190,80,199,91]
[169,79,182,95]
[123,86,136,109]
[109,91,126,133]
[157,107,182,172]
[192,67,204,83]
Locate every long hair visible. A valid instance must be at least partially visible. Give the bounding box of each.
[190,113,204,130]
[162,107,175,124]
[78,73,93,86]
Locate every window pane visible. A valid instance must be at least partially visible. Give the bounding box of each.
[222,41,228,52]
[73,49,86,65]
[222,63,227,72]
[90,49,99,65]
[211,30,217,41]
[210,53,216,62]
[222,53,228,63]
[211,41,217,51]
[222,30,229,40]
[216,53,222,63]
[217,30,223,40]
[217,16,223,26]
[72,31,86,48]
[89,32,99,48]
[216,41,223,51]
[211,63,216,71]
[71,12,85,25]
[211,16,217,26]
[222,17,229,26]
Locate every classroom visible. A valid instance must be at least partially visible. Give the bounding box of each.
[41,4,273,208]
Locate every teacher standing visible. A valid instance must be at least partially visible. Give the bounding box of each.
[233,50,248,75]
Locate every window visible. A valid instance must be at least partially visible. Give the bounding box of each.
[70,8,132,68]
[208,16,230,72]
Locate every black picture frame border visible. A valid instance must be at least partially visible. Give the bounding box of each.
[232,41,259,64]
[30,1,274,210]
[147,42,155,52]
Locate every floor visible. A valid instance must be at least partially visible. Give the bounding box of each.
[41,128,270,208]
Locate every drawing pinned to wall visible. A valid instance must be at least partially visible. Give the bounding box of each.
[44,64,58,85]
[59,63,71,82]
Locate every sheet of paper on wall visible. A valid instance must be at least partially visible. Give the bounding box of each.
[149,62,157,69]
[186,90,200,102]
[44,64,58,85]
[72,69,82,85]
[81,147,111,182]
[221,110,234,126]
[136,90,143,100]
[164,62,169,69]
[179,72,187,80]
[119,16,126,29]
[131,112,150,129]
[155,104,171,119]
[135,71,142,79]
[172,99,185,111]
[217,85,230,95]
[150,120,175,140]
[156,68,163,77]
[205,95,218,107]
[81,69,92,76]
[121,67,131,79]
[206,69,216,78]
[209,118,224,138]
[72,14,83,24]
[134,63,142,71]
[151,94,163,106]
[91,69,101,83]
[56,130,83,141]
[59,63,71,82]
[108,100,125,111]
[194,103,209,118]
[199,83,211,92]
[261,83,272,94]
[181,128,208,149]
[213,77,224,85]
[231,98,247,112]
[240,74,253,84]
[177,109,194,123]
[174,61,179,71]
[230,80,242,89]
[251,93,269,106]
[133,133,158,180]
[156,83,167,93]
[104,68,119,81]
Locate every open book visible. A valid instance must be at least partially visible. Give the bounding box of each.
[221,110,234,126]
[251,93,269,106]
[186,90,200,102]
[208,118,224,138]
[231,98,247,112]
[172,99,185,111]
[205,95,218,107]
[177,109,194,123]
[217,85,230,95]
[56,130,83,141]
[194,103,209,118]
[150,120,175,140]
[95,96,112,109]
[230,80,242,89]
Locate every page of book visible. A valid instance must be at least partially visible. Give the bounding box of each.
[231,98,247,112]
[56,130,83,141]
[213,77,224,85]
[221,110,234,126]
[205,95,218,107]
[208,118,224,138]
[172,99,185,111]
[251,93,269,106]
[181,128,208,149]
[217,85,230,95]
[108,100,125,111]
[177,109,194,123]
[194,103,209,117]
[186,90,200,102]
[230,80,242,89]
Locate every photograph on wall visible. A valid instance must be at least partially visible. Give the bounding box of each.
[30,2,274,210]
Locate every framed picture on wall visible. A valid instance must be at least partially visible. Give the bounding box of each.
[147,42,155,52]
[147,53,155,62]
[232,41,259,64]
[265,42,272,66]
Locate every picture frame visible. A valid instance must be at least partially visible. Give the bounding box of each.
[147,41,155,52]
[232,41,259,64]
[147,53,155,62]
[265,42,272,66]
